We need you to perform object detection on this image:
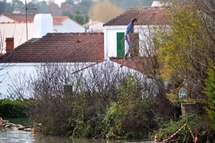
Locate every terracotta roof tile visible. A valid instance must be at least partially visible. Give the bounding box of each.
[0,21,33,24]
[104,7,170,26]
[0,33,104,63]
[3,13,36,22]
[53,16,68,25]
[110,57,144,73]
[110,57,155,74]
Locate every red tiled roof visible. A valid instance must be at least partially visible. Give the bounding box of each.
[53,16,68,25]
[0,33,104,63]
[110,57,144,73]
[3,13,36,22]
[0,21,33,24]
[103,7,170,26]
[110,57,155,74]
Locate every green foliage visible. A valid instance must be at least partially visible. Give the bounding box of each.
[204,62,215,130]
[69,10,89,25]
[154,3,210,99]
[0,99,27,118]
[103,102,128,138]
[103,75,156,140]
[157,114,214,142]
[68,93,90,138]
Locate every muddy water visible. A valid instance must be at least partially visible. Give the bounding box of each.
[0,128,125,143]
[0,129,156,143]
[0,119,154,143]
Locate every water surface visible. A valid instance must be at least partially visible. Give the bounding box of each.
[0,128,125,143]
[0,118,155,143]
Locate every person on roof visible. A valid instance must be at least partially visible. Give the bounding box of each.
[124,18,138,60]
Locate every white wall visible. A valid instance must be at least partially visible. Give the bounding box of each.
[53,24,63,33]
[104,25,140,59]
[0,63,36,98]
[0,15,14,22]
[34,14,53,38]
[0,22,34,52]
[0,61,151,99]
[104,25,166,59]
[0,62,96,98]
[89,22,104,32]
[53,19,85,33]
[62,19,85,32]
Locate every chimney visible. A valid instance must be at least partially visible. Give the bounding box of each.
[34,14,53,38]
[5,38,14,53]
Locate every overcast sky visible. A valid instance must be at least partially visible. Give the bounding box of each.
[7,0,66,6]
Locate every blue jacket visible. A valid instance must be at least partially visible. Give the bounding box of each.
[125,22,134,40]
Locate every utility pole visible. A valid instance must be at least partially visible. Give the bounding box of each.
[25,0,28,41]
[12,0,37,41]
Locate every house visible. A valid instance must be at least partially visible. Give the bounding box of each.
[53,16,85,33]
[0,13,35,52]
[84,19,104,32]
[103,6,169,59]
[0,13,85,51]
[0,2,168,98]
[0,32,103,97]
[0,32,152,98]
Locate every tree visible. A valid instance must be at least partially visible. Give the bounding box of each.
[27,0,48,13]
[109,0,153,10]
[204,62,215,130]
[154,2,211,99]
[47,1,60,16]
[0,0,7,14]
[88,0,124,22]
[69,10,89,25]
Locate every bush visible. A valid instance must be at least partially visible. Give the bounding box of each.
[156,114,215,142]
[0,99,27,118]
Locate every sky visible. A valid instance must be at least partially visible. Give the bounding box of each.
[8,0,66,7]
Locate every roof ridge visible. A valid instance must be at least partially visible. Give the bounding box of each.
[46,32,104,36]
[0,21,33,24]
[133,6,164,10]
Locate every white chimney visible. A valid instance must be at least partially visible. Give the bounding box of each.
[34,14,53,38]
[151,1,162,7]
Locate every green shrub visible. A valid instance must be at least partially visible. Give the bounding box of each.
[156,114,214,142]
[0,99,27,118]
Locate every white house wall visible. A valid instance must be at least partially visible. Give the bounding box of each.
[53,25,63,33]
[104,25,139,60]
[89,22,104,32]
[62,19,85,32]
[71,60,158,98]
[104,25,168,58]
[138,27,154,57]
[0,23,34,52]
[0,62,96,98]
[0,61,157,99]
[0,63,36,98]
[0,15,14,22]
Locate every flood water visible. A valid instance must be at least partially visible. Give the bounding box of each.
[0,118,156,143]
[0,129,124,143]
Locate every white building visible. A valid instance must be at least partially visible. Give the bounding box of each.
[53,16,85,33]
[0,3,167,98]
[0,13,85,51]
[103,4,168,59]
[84,19,104,32]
